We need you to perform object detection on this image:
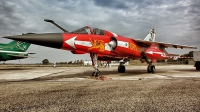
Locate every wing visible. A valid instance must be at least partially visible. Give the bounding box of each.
[133,39,197,49]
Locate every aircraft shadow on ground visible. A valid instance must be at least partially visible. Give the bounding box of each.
[119,70,149,76]
[0,68,151,83]
[0,68,197,83]
[32,69,155,81]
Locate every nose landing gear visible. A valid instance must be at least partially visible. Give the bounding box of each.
[90,54,102,77]
[92,69,101,77]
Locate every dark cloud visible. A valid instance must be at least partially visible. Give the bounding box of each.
[193,26,200,31]
[94,0,129,9]
[0,1,13,14]
[188,2,200,14]
[0,1,23,35]
[187,2,200,31]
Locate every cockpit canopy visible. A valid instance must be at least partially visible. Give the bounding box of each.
[71,26,105,35]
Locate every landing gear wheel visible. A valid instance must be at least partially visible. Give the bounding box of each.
[150,65,155,73]
[196,66,200,70]
[147,66,151,73]
[90,53,102,77]
[92,72,95,76]
[195,62,200,71]
[147,65,155,73]
[118,65,125,73]
[92,71,101,77]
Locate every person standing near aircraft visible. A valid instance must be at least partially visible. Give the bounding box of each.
[105,60,111,67]
[53,62,56,68]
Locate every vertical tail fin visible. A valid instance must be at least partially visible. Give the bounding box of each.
[6,41,31,52]
[144,28,156,42]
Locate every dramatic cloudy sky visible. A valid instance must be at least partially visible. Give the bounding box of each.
[0,0,199,63]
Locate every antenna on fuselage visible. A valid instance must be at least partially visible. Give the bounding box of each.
[44,19,69,32]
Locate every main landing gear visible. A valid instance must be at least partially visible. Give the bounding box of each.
[147,63,155,73]
[118,60,125,73]
[90,54,101,77]
[141,52,156,73]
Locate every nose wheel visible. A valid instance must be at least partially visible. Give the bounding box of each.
[92,70,101,77]
[90,53,102,77]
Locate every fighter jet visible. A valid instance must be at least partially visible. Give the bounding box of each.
[0,40,34,61]
[3,19,197,76]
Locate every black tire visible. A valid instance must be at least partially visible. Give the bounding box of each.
[195,62,200,71]
[118,66,121,73]
[147,65,156,73]
[150,65,156,73]
[147,66,151,73]
[121,66,125,73]
[95,72,101,77]
[118,65,126,73]
[196,65,200,70]
[92,72,96,76]
[92,72,101,76]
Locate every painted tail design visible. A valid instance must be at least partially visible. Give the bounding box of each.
[144,28,156,42]
[1,41,31,52]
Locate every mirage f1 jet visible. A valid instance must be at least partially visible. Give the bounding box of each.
[3,19,197,76]
[0,40,34,61]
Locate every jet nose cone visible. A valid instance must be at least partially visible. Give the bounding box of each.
[4,33,64,49]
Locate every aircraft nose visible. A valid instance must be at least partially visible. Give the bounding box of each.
[4,33,64,49]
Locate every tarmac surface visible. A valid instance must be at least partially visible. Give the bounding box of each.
[0,65,200,111]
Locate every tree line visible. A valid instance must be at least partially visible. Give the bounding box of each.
[42,59,84,65]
